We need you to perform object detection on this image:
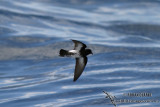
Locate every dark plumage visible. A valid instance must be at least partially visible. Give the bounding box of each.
[59,39,93,81]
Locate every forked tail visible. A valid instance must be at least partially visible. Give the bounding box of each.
[59,49,68,57]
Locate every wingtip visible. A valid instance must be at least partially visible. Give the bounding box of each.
[70,39,76,43]
[70,39,74,41]
[71,39,80,42]
[73,78,77,82]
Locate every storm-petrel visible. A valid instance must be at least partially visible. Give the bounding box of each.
[59,40,93,81]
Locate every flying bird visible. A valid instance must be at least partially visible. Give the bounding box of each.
[59,40,93,81]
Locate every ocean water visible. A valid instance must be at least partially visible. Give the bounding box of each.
[0,0,160,107]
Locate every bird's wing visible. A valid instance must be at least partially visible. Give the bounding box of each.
[71,40,86,51]
[74,57,87,81]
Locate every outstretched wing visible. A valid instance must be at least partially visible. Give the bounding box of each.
[74,57,87,81]
[71,40,86,51]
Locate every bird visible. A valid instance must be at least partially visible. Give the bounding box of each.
[59,39,93,82]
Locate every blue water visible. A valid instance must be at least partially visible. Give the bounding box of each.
[0,0,160,107]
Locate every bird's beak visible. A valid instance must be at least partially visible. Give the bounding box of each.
[91,52,93,55]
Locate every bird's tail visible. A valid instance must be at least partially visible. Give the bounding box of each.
[59,49,68,57]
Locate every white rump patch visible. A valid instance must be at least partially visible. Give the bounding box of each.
[69,50,80,58]
[69,50,78,53]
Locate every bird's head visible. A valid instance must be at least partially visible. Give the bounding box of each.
[85,49,93,55]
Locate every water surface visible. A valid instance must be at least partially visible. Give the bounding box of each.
[0,0,160,107]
